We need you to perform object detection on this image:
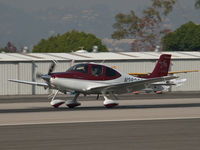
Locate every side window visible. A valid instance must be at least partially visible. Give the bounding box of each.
[91,65,102,76]
[106,67,116,77]
[74,64,88,74]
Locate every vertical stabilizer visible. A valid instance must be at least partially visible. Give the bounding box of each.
[147,54,171,78]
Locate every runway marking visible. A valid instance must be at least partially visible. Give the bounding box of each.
[1,116,200,127]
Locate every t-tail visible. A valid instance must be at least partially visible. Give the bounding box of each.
[145,54,171,78]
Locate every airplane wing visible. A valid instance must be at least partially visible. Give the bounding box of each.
[168,70,198,74]
[8,79,48,87]
[87,76,178,94]
[128,73,148,76]
[151,83,176,86]
[129,70,198,76]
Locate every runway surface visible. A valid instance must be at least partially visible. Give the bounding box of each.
[0,92,200,149]
[1,91,200,103]
[1,119,200,150]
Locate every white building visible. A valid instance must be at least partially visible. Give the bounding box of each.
[0,52,199,95]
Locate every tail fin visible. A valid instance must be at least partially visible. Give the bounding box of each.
[147,54,171,78]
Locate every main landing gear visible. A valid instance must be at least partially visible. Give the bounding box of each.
[102,92,118,108]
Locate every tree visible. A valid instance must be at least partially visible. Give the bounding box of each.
[162,21,200,51]
[0,42,17,53]
[33,30,108,53]
[195,0,200,9]
[112,0,176,51]
[0,47,6,53]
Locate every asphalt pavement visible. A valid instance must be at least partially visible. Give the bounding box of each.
[0,92,200,150]
[0,119,200,150]
[0,91,200,103]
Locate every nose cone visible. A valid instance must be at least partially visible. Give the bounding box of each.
[41,74,51,81]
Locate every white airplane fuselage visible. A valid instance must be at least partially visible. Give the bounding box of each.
[51,71,144,94]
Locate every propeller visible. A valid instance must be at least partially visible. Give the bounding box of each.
[48,61,56,75]
[36,60,57,80]
[36,60,57,96]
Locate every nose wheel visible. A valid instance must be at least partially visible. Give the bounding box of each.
[51,99,65,108]
[50,90,65,108]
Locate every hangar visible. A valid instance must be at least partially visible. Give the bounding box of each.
[0,52,199,95]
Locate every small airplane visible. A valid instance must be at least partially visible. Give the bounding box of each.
[8,54,177,108]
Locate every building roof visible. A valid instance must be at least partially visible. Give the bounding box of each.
[0,51,200,62]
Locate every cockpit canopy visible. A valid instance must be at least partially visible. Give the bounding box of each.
[67,64,88,74]
[67,63,121,80]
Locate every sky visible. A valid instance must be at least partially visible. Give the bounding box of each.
[0,0,151,12]
[0,0,199,50]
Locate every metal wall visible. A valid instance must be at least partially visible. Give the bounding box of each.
[0,62,18,95]
[18,62,32,95]
[0,61,72,95]
[0,58,199,95]
[170,59,200,91]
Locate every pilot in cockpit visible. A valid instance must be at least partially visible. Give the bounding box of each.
[91,66,101,76]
